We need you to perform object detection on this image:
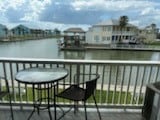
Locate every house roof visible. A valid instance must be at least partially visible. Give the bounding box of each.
[94,19,135,27]
[11,24,30,30]
[64,27,85,33]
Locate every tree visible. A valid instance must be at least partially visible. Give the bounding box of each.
[119,15,129,42]
[151,23,156,29]
[54,28,61,35]
[150,23,157,33]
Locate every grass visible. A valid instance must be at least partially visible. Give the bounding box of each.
[1,87,143,104]
[2,87,143,105]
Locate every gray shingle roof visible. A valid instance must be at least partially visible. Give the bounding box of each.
[64,27,85,33]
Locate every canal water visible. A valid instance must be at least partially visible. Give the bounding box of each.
[0,38,160,61]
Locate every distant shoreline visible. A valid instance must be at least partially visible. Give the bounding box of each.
[0,35,62,42]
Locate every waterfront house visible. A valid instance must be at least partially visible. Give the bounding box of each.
[0,24,8,40]
[30,29,46,37]
[138,24,159,43]
[9,24,57,39]
[63,27,85,48]
[85,19,138,45]
[10,24,31,36]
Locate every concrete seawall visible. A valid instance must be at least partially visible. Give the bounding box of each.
[61,45,160,52]
[85,46,160,52]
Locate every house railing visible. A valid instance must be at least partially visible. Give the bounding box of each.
[0,57,160,109]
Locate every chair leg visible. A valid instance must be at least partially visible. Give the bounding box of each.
[93,95,102,120]
[74,101,78,114]
[84,102,87,120]
[9,94,14,120]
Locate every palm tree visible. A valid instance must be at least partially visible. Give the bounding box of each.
[151,23,156,29]
[151,23,157,33]
[119,15,129,42]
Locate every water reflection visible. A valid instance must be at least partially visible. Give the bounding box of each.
[63,51,85,59]
[85,50,158,60]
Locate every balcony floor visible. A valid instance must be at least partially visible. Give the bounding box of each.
[0,108,145,120]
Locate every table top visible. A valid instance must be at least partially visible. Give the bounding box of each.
[15,67,68,84]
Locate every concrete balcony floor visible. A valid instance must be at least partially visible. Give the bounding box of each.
[0,108,145,120]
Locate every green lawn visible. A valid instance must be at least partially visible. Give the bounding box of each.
[4,87,143,105]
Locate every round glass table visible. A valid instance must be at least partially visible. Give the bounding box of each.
[15,67,68,120]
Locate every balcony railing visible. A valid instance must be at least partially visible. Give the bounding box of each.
[0,57,159,109]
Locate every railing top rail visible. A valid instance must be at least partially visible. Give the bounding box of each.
[0,57,160,65]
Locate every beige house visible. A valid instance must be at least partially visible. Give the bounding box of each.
[86,19,138,45]
[138,25,159,43]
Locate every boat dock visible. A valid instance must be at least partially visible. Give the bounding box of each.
[60,44,160,52]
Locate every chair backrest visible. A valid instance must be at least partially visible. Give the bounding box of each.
[84,74,100,100]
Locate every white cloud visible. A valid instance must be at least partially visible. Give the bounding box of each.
[70,0,160,27]
[141,7,160,16]
[71,0,154,11]
[0,0,25,12]
[1,0,160,28]
[21,0,52,21]
[0,0,52,22]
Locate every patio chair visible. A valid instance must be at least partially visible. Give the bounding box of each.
[55,73,102,120]
[0,76,14,120]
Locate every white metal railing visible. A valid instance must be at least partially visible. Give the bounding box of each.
[0,57,160,109]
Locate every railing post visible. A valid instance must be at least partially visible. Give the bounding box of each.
[74,64,80,113]
[76,64,80,84]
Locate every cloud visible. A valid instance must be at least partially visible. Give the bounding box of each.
[71,0,154,11]
[20,0,52,21]
[39,1,103,24]
[1,0,160,28]
[0,0,52,22]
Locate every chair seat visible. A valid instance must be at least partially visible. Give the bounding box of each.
[56,85,85,101]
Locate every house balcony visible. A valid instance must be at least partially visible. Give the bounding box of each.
[0,58,158,120]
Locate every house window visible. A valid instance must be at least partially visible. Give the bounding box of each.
[94,35,99,42]
[102,27,107,31]
[107,37,110,41]
[113,26,116,31]
[107,26,111,31]
[102,36,107,41]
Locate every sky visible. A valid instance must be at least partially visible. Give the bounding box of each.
[1,0,160,29]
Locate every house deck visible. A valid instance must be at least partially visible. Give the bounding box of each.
[0,108,145,120]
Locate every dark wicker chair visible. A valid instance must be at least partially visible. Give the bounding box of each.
[0,76,14,120]
[55,73,102,120]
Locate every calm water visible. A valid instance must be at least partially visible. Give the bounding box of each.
[0,38,160,61]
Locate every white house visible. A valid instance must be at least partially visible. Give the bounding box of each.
[0,24,8,39]
[86,19,138,45]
